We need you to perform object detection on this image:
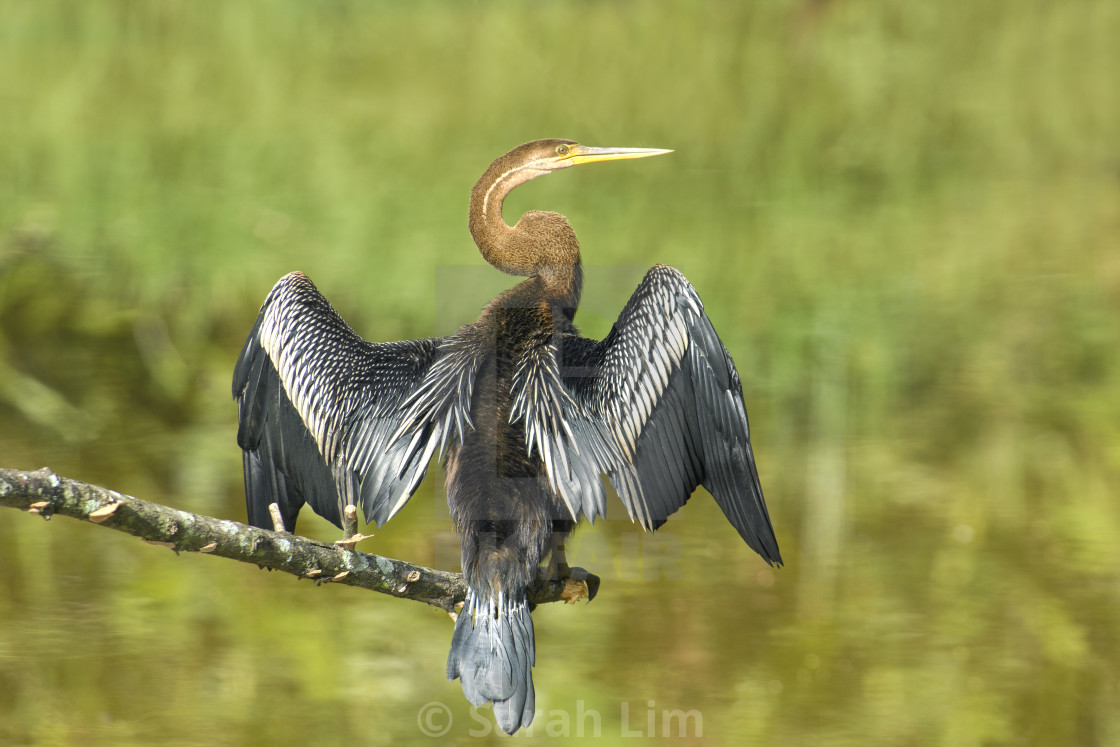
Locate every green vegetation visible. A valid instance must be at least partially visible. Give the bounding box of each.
[2,1,1118,744]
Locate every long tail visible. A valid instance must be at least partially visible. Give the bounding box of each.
[447,589,536,734]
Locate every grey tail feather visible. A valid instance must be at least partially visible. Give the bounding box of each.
[446,589,536,734]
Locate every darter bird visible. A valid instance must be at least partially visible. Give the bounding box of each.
[232,139,782,734]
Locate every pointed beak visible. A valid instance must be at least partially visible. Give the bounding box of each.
[564,145,673,166]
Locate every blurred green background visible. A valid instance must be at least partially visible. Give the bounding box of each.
[2,1,1118,744]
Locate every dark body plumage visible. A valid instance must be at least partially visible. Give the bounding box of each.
[232,139,781,734]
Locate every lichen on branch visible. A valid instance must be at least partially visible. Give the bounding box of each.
[0,467,597,614]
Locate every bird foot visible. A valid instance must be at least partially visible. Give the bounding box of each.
[562,566,599,603]
[540,559,571,582]
[533,564,600,604]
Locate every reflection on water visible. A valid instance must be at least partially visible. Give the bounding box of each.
[3,397,1119,745]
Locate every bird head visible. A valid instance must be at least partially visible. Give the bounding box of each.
[496,139,673,178]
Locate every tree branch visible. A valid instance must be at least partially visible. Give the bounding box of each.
[0,467,598,614]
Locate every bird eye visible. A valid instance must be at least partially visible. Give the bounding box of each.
[556,144,569,156]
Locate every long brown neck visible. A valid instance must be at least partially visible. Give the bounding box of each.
[469,158,583,313]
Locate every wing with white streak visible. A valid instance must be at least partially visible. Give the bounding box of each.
[232,271,470,532]
[557,265,782,565]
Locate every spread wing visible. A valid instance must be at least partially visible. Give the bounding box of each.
[232,271,456,532]
[524,265,781,565]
